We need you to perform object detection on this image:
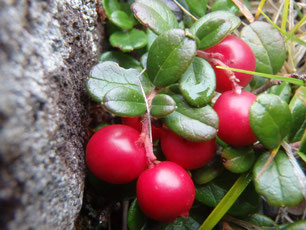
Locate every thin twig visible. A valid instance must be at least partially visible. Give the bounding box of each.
[223,215,265,230]
[122,200,129,230]
[252,79,278,95]
[172,0,198,21]
[231,0,254,23]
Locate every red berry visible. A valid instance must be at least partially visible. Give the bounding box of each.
[122,116,163,140]
[86,124,147,184]
[137,161,195,222]
[161,130,216,169]
[205,35,256,92]
[213,91,257,147]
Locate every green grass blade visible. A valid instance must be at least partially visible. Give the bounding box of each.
[282,0,290,31]
[199,173,252,230]
[216,66,305,86]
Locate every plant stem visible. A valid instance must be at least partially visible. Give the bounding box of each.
[136,68,157,167]
[255,145,280,181]
[282,0,290,32]
[255,0,267,20]
[199,173,253,230]
[252,79,277,95]
[223,215,265,230]
[172,0,198,21]
[196,50,242,94]
[122,200,129,230]
[231,0,254,23]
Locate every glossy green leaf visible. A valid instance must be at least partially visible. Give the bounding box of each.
[222,147,255,174]
[246,213,280,230]
[196,171,260,218]
[147,29,196,87]
[250,94,292,149]
[131,0,179,35]
[250,76,268,90]
[102,0,121,18]
[288,87,306,143]
[160,83,181,95]
[147,28,158,50]
[163,95,219,142]
[253,151,304,207]
[109,10,134,30]
[241,21,286,74]
[151,94,176,117]
[193,161,223,185]
[128,199,147,230]
[86,61,152,103]
[284,220,306,230]
[185,0,208,17]
[103,87,146,117]
[268,82,292,103]
[211,0,250,15]
[140,52,148,68]
[110,29,148,52]
[190,11,241,49]
[179,57,216,107]
[99,51,141,69]
[163,217,200,230]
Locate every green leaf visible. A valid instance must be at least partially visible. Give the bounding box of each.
[147,29,196,87]
[253,151,304,207]
[250,94,292,149]
[179,57,216,107]
[185,0,208,18]
[163,95,219,142]
[99,51,141,69]
[240,21,287,74]
[128,199,147,230]
[163,217,200,230]
[246,213,280,230]
[250,75,268,90]
[102,0,121,18]
[109,10,134,30]
[151,94,176,117]
[288,87,306,142]
[196,172,260,218]
[140,52,148,68]
[284,220,306,230]
[147,28,158,50]
[103,87,146,117]
[268,82,292,103]
[131,0,179,35]
[222,147,255,174]
[190,11,241,49]
[211,0,250,15]
[86,61,152,103]
[193,161,224,185]
[110,29,148,52]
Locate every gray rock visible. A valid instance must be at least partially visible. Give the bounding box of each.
[0,0,103,229]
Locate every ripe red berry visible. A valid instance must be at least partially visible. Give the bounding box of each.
[213,91,257,147]
[86,124,147,184]
[137,161,195,222]
[161,130,216,169]
[205,35,256,92]
[121,116,163,140]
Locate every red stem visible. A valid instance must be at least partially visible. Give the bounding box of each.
[196,50,242,94]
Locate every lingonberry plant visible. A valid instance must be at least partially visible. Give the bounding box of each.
[85,0,306,229]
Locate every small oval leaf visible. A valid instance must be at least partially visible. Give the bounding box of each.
[110,29,148,52]
[86,61,152,103]
[163,95,219,142]
[268,82,292,103]
[128,199,147,230]
[250,94,292,149]
[147,29,196,87]
[253,151,304,207]
[103,87,146,117]
[190,11,241,49]
[222,146,255,174]
[150,94,176,117]
[109,10,134,30]
[185,0,208,18]
[131,0,179,35]
[211,0,250,15]
[99,51,141,69]
[241,21,287,74]
[288,87,306,143]
[102,0,121,18]
[180,57,216,107]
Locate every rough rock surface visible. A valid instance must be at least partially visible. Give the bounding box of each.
[0,0,103,229]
